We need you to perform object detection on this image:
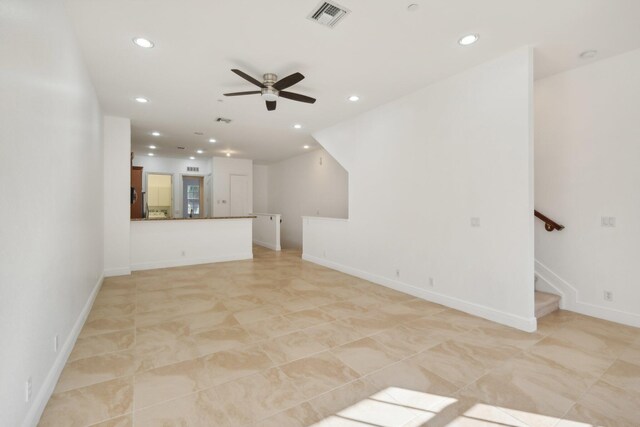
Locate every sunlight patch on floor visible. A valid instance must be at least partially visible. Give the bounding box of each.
[308,387,577,427]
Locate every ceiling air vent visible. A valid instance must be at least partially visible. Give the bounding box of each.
[308,1,350,28]
[187,166,199,172]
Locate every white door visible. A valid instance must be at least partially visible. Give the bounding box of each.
[229,174,249,216]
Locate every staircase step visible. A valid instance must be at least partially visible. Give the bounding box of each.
[535,291,561,319]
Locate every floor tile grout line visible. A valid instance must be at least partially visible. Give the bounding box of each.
[553,340,634,424]
[271,318,485,422]
[85,411,132,427]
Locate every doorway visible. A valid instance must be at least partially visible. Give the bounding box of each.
[229,174,249,216]
[146,173,173,219]
[182,176,204,218]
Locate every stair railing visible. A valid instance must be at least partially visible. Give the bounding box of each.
[535,210,564,232]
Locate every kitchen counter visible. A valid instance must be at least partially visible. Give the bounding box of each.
[130,216,254,270]
[131,216,256,221]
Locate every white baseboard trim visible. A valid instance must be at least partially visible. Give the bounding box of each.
[130,253,253,271]
[103,267,131,277]
[253,240,281,251]
[303,254,537,332]
[23,274,104,427]
[535,260,640,328]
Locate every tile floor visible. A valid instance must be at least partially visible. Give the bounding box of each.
[39,247,640,427]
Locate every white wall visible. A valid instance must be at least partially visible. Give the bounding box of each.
[307,48,536,331]
[252,213,281,251]
[103,116,131,276]
[0,1,104,425]
[266,149,349,249]
[130,219,253,270]
[212,157,253,217]
[253,165,269,213]
[133,155,212,218]
[535,48,640,327]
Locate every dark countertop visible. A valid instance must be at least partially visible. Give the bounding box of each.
[131,216,256,221]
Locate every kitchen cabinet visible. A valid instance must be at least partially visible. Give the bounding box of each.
[159,187,171,206]
[147,186,159,206]
[131,166,143,218]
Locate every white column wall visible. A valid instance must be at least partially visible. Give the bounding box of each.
[307,48,536,331]
[0,0,104,424]
[103,116,131,276]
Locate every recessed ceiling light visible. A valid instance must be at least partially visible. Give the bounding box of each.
[407,4,419,12]
[135,97,149,103]
[148,152,154,156]
[133,37,154,48]
[149,145,156,149]
[348,95,360,102]
[458,34,479,46]
[303,145,310,149]
[293,124,302,129]
[580,50,598,59]
[189,156,195,160]
[151,131,160,136]
[209,138,216,143]
[226,152,231,157]
[196,150,204,154]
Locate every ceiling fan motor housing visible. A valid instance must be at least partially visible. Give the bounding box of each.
[263,73,278,86]
[261,74,279,101]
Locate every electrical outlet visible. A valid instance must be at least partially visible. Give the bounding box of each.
[395,269,400,278]
[54,335,58,353]
[603,291,613,302]
[470,217,480,227]
[181,250,186,257]
[428,277,435,288]
[601,217,616,227]
[25,377,32,402]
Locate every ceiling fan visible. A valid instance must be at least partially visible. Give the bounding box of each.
[224,69,316,111]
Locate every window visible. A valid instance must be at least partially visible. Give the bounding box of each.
[186,184,200,215]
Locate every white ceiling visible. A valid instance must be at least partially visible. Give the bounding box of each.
[65,0,640,164]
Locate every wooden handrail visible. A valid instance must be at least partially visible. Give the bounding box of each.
[535,210,564,232]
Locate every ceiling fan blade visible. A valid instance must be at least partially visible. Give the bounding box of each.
[279,91,316,104]
[266,101,277,111]
[231,69,265,88]
[223,91,261,96]
[272,72,305,90]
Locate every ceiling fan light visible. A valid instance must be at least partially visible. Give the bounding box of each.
[262,93,278,102]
